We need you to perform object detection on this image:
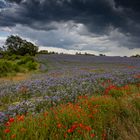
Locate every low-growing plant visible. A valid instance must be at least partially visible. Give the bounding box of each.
[0,55,38,77]
[0,60,20,77]
[108,89,124,98]
[26,61,37,70]
[0,84,140,140]
[3,54,21,61]
[17,56,35,65]
[131,97,140,110]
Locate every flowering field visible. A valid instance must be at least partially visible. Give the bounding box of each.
[0,54,140,140]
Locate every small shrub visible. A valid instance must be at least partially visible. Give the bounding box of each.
[0,60,20,77]
[4,54,21,61]
[17,56,34,65]
[0,61,12,75]
[0,55,38,77]
[12,63,20,72]
[26,61,37,70]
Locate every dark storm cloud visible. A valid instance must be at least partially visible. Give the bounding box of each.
[0,1,6,8]
[0,0,11,8]
[8,0,22,3]
[0,0,140,49]
[2,0,121,30]
[115,0,140,12]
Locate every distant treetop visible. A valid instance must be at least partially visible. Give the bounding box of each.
[3,35,38,56]
[131,54,140,57]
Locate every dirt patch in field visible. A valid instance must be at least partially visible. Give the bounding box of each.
[0,73,30,82]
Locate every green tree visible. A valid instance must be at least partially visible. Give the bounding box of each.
[4,35,38,56]
[38,50,49,54]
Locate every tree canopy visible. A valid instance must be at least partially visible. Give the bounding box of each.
[3,35,38,56]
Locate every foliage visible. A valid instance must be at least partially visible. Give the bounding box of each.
[17,56,34,65]
[38,50,49,54]
[3,35,38,56]
[38,50,60,55]
[3,54,21,60]
[0,84,140,140]
[75,52,82,55]
[99,54,106,56]
[0,55,38,77]
[0,55,140,139]
[131,54,140,57]
[0,60,19,77]
[84,52,95,56]
[26,61,38,70]
[17,56,38,70]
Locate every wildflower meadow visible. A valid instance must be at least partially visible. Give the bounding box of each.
[0,54,140,140]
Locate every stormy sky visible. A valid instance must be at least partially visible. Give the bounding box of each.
[0,0,140,56]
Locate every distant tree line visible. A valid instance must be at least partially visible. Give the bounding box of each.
[75,52,106,56]
[75,52,96,56]
[0,35,139,58]
[131,54,140,57]
[38,50,58,55]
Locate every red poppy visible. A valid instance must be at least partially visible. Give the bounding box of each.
[64,133,67,138]
[9,118,14,123]
[4,128,10,133]
[5,121,10,127]
[71,124,78,130]
[79,123,84,128]
[11,134,16,139]
[67,128,73,133]
[85,126,92,131]
[77,130,82,134]
[17,115,24,121]
[44,112,48,117]
[91,133,96,138]
[57,123,62,128]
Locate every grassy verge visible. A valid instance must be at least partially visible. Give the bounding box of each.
[0,84,140,140]
[0,55,39,77]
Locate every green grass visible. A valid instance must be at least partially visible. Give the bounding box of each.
[0,84,140,140]
[0,55,39,77]
[0,60,20,77]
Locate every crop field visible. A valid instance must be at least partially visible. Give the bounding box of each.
[0,54,140,140]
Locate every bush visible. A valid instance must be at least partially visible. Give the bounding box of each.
[12,63,20,72]
[17,56,35,65]
[17,56,37,70]
[0,60,19,77]
[0,55,38,77]
[4,54,21,61]
[26,61,37,70]
[0,61,12,72]
[38,50,49,54]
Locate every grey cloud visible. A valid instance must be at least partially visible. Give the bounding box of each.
[10,24,125,53]
[0,0,138,32]
[0,0,140,50]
